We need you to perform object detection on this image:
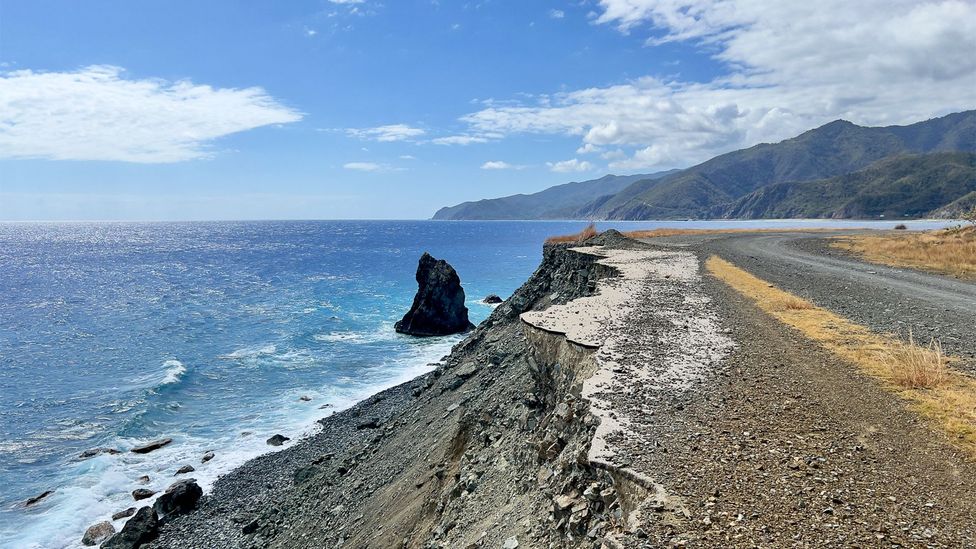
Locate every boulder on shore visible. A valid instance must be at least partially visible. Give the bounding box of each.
[81,521,115,546]
[266,434,290,446]
[153,479,202,519]
[112,508,136,521]
[395,252,475,337]
[130,438,172,454]
[175,465,195,475]
[101,506,158,549]
[132,488,155,501]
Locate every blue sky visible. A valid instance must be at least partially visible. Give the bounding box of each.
[1,0,974,220]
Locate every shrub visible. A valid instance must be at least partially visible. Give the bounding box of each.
[545,223,598,244]
[962,206,976,225]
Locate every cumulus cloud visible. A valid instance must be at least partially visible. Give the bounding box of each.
[0,65,302,163]
[480,160,526,170]
[347,124,425,142]
[547,158,594,173]
[431,135,489,145]
[549,9,565,19]
[461,0,976,170]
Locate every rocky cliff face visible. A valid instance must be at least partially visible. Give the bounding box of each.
[395,252,475,337]
[148,234,688,549]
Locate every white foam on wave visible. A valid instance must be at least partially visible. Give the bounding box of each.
[313,323,397,345]
[220,344,277,359]
[4,335,459,549]
[160,360,186,385]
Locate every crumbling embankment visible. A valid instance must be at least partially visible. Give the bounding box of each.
[148,232,723,549]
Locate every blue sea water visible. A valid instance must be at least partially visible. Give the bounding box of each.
[0,219,956,548]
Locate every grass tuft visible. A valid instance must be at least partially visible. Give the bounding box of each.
[781,296,814,310]
[883,332,949,389]
[546,223,598,244]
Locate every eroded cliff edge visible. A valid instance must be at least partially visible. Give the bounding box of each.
[148,232,732,549]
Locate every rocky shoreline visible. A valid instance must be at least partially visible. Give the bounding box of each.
[100,230,976,548]
[137,231,638,548]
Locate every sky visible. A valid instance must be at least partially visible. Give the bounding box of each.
[0,0,974,221]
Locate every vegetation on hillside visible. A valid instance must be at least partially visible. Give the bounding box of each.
[721,152,976,219]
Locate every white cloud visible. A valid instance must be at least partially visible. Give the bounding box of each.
[549,9,565,19]
[304,27,318,37]
[460,1,976,170]
[399,154,416,160]
[347,124,425,142]
[480,160,526,170]
[431,135,489,145]
[343,162,381,171]
[328,0,363,3]
[343,161,403,172]
[547,158,595,173]
[0,65,302,163]
[576,143,601,154]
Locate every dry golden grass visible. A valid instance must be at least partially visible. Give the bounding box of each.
[623,227,845,239]
[883,332,949,389]
[706,255,976,458]
[545,223,598,244]
[832,226,976,279]
[780,295,815,311]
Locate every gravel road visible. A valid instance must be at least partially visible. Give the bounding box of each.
[680,232,976,369]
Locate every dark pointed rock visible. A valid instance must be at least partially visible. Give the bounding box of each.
[130,438,172,454]
[201,451,215,463]
[483,294,503,304]
[175,465,195,475]
[100,506,158,549]
[395,253,475,337]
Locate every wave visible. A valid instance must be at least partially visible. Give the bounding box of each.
[2,334,456,549]
[219,344,277,359]
[160,360,186,385]
[313,325,396,345]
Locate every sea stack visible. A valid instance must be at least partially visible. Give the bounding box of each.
[395,253,475,337]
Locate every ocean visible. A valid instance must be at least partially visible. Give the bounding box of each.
[0,219,955,548]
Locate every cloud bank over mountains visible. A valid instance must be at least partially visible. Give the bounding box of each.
[462,0,976,170]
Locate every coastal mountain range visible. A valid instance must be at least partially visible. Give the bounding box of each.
[433,110,976,220]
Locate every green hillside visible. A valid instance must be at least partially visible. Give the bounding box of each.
[721,152,976,219]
